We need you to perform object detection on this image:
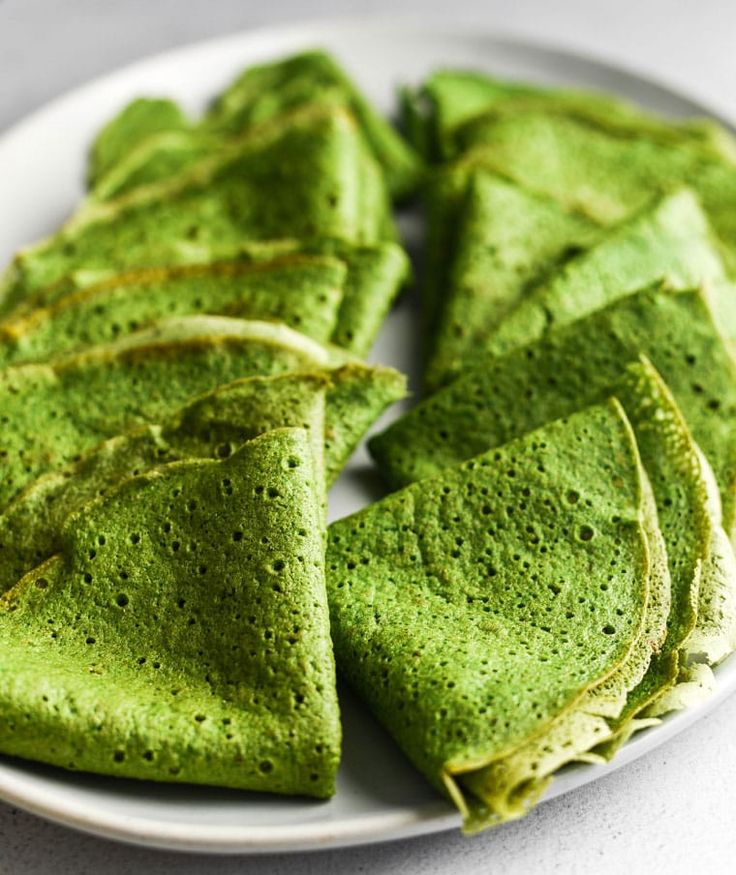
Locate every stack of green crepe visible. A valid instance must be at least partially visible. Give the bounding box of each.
[0,50,421,802]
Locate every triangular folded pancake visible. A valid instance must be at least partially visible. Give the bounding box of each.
[88,97,190,187]
[0,428,341,796]
[0,370,326,592]
[2,104,394,311]
[485,188,724,357]
[402,69,736,162]
[330,401,657,829]
[90,51,423,202]
[371,285,736,538]
[0,316,405,510]
[423,170,599,388]
[419,157,600,357]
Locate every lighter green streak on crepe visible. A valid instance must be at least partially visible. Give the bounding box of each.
[424,170,600,389]
[403,69,736,163]
[89,51,422,202]
[483,188,725,358]
[373,285,736,537]
[329,402,652,830]
[0,316,405,511]
[1,104,394,311]
[4,239,409,360]
[0,429,341,796]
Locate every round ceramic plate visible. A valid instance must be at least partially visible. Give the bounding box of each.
[0,17,735,855]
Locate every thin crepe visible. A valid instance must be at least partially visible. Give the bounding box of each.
[330,401,656,830]
[0,428,341,796]
[483,187,725,358]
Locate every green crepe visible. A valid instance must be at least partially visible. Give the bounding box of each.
[0,428,342,796]
[446,109,736,271]
[420,155,601,351]
[330,401,658,829]
[0,240,409,364]
[1,104,394,312]
[0,315,406,511]
[423,170,601,388]
[482,187,725,360]
[426,183,722,389]
[402,69,736,162]
[0,370,330,593]
[371,284,736,534]
[89,51,423,201]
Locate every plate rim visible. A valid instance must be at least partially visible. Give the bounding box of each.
[1,15,736,854]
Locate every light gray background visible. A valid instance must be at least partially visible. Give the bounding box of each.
[2,1,736,872]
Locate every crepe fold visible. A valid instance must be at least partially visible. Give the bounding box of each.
[0,428,341,796]
[89,51,423,202]
[330,401,662,829]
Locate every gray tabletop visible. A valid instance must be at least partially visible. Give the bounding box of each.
[2,1,736,872]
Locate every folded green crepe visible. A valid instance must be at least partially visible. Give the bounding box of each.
[371,284,736,534]
[381,344,736,726]
[0,370,327,593]
[419,157,601,349]
[402,69,736,162]
[0,428,342,796]
[0,364,406,594]
[482,187,725,359]
[89,51,423,201]
[88,97,190,187]
[330,401,659,829]
[0,240,409,364]
[423,170,600,388]
[1,104,394,312]
[424,182,721,388]
[0,315,405,510]
[446,110,736,271]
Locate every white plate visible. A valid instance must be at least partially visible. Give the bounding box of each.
[1,17,735,856]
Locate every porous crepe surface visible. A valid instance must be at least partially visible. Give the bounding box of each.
[371,286,736,535]
[0,316,405,510]
[2,104,393,308]
[0,371,326,594]
[329,402,650,828]
[0,429,341,796]
[5,239,410,360]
